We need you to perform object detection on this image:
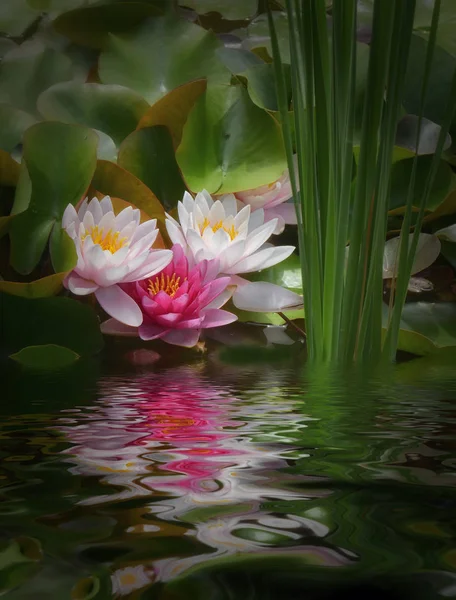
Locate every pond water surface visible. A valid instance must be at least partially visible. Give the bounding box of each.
[2,348,456,599]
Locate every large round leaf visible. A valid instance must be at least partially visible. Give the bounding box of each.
[52,2,162,49]
[235,12,290,63]
[394,115,452,158]
[98,14,224,104]
[118,126,186,211]
[388,156,456,213]
[1,292,103,356]
[0,40,73,116]
[180,0,258,20]
[382,234,441,278]
[10,344,80,369]
[91,160,165,222]
[9,122,98,275]
[137,79,207,147]
[38,82,150,145]
[0,0,38,36]
[0,104,37,153]
[0,272,68,298]
[400,302,456,349]
[249,253,302,292]
[242,63,291,111]
[403,34,456,141]
[176,83,287,193]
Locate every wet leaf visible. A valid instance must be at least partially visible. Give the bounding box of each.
[0,272,68,298]
[10,344,80,369]
[0,40,73,116]
[435,223,456,242]
[91,160,165,222]
[217,47,263,75]
[394,115,452,157]
[118,126,186,211]
[0,0,39,36]
[176,83,286,194]
[99,14,224,104]
[1,292,103,356]
[0,104,37,153]
[38,82,150,145]
[53,2,162,49]
[9,122,98,275]
[400,302,456,349]
[236,12,289,63]
[249,253,302,292]
[242,63,291,111]
[388,156,456,213]
[136,79,207,148]
[383,234,441,278]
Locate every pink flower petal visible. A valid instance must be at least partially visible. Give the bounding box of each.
[202,308,237,328]
[95,284,144,326]
[232,281,303,312]
[139,322,167,340]
[162,329,201,347]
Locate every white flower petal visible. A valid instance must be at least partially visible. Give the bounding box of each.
[123,249,173,282]
[114,206,134,231]
[208,200,226,224]
[225,245,295,274]
[82,210,95,232]
[166,219,187,247]
[247,207,265,232]
[99,195,113,215]
[182,191,195,212]
[97,211,116,232]
[95,285,143,326]
[62,204,79,230]
[220,193,238,217]
[233,281,303,312]
[244,219,278,254]
[66,273,98,295]
[130,219,157,245]
[87,197,103,223]
[100,318,138,337]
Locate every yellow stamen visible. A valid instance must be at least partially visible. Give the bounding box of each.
[148,272,182,297]
[200,217,237,241]
[82,225,127,253]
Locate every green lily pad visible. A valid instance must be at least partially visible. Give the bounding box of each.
[0,38,17,58]
[176,83,286,193]
[388,156,456,213]
[136,79,207,148]
[0,272,68,298]
[242,62,291,111]
[1,292,103,356]
[236,12,289,63]
[180,0,258,20]
[53,2,162,49]
[217,47,263,75]
[403,34,456,141]
[0,40,73,116]
[0,103,37,152]
[118,126,186,211]
[99,14,224,104]
[10,344,80,369]
[91,159,166,222]
[0,0,39,36]
[37,82,150,145]
[9,122,98,275]
[400,302,456,349]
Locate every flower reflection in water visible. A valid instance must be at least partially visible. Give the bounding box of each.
[59,366,354,588]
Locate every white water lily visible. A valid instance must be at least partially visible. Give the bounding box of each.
[165,190,295,275]
[62,196,173,327]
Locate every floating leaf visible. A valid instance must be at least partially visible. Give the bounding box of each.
[9,122,98,275]
[180,0,258,20]
[136,79,207,148]
[0,38,17,58]
[242,62,290,111]
[0,40,73,116]
[10,344,80,369]
[176,83,286,193]
[1,293,103,356]
[403,35,456,140]
[236,12,289,63]
[383,234,441,278]
[388,156,456,214]
[118,126,186,211]
[0,0,39,36]
[0,104,37,153]
[38,82,150,145]
[400,302,456,349]
[53,2,162,49]
[394,115,452,159]
[249,253,302,291]
[217,47,264,75]
[0,272,68,298]
[91,160,165,222]
[0,150,20,187]
[99,14,224,104]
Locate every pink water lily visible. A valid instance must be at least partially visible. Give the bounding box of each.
[101,244,237,347]
[234,155,299,234]
[62,195,172,327]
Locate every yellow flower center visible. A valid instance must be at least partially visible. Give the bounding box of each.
[148,272,182,297]
[200,217,237,241]
[83,225,127,253]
